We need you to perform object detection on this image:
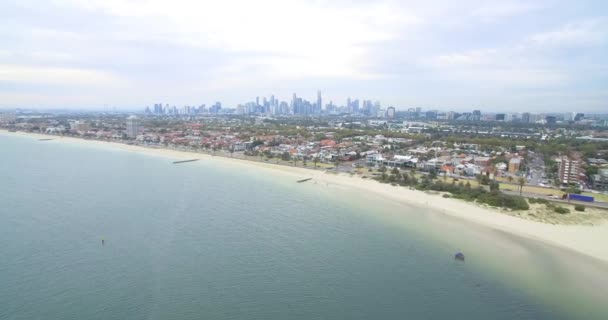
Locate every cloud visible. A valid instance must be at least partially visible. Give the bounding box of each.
[0,64,127,87]
[470,2,540,21]
[526,20,607,47]
[49,0,411,79]
[1,0,607,111]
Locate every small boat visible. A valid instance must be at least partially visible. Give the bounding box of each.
[297,178,312,183]
[455,252,465,261]
[38,138,54,141]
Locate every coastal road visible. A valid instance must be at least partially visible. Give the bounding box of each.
[502,190,608,210]
[527,152,545,186]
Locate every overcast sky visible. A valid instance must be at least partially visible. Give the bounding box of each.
[1,0,607,112]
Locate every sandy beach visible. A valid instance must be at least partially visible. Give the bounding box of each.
[3,129,608,263]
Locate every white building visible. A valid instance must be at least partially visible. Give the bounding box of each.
[126,115,140,138]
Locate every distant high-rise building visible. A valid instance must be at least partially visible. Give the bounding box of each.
[351,99,360,113]
[447,111,456,120]
[126,116,140,138]
[521,112,531,123]
[545,115,557,124]
[347,97,352,113]
[426,110,438,120]
[210,102,222,113]
[317,90,322,113]
[292,93,298,112]
[495,114,505,121]
[386,107,396,119]
[472,110,481,121]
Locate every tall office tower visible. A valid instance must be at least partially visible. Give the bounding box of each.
[280,101,289,114]
[256,96,260,107]
[347,97,352,112]
[270,95,275,106]
[317,90,322,113]
[415,107,422,117]
[386,107,396,119]
[126,116,140,138]
[472,110,481,121]
[352,99,359,113]
[521,112,531,123]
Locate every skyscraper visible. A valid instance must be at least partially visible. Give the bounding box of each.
[317,90,322,113]
[472,110,481,121]
[292,93,297,112]
[126,115,140,138]
[386,107,396,119]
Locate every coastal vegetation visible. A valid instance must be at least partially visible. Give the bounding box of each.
[376,168,530,211]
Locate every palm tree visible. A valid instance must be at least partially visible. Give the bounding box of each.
[518,177,526,195]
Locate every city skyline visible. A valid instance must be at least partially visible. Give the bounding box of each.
[1,0,607,112]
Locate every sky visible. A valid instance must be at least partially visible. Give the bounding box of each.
[1,0,607,112]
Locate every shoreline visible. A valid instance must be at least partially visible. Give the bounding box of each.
[3,129,608,264]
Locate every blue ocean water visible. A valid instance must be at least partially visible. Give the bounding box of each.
[1,134,607,319]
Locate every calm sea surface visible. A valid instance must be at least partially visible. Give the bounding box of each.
[1,134,607,320]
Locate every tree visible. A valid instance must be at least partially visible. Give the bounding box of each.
[518,177,526,195]
[391,167,400,175]
[313,157,319,168]
[379,165,387,173]
[585,166,598,177]
[507,176,513,184]
[475,174,482,186]
[429,168,437,180]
